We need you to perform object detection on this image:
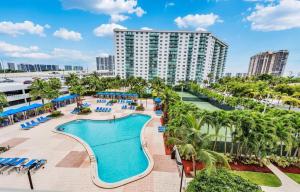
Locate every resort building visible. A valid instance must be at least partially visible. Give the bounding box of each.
[224,72,232,77]
[96,55,115,73]
[17,63,59,72]
[7,62,16,71]
[73,66,84,71]
[236,73,247,78]
[64,65,73,71]
[114,29,228,84]
[248,50,289,76]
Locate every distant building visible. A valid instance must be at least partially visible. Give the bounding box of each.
[96,55,115,72]
[114,29,228,84]
[248,50,289,76]
[224,73,232,77]
[236,73,247,78]
[7,62,16,71]
[17,63,59,72]
[64,65,73,71]
[73,66,83,71]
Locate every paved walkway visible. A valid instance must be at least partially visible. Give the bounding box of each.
[0,97,180,192]
[262,163,300,192]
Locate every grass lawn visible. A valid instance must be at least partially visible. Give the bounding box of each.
[286,173,300,184]
[232,171,281,187]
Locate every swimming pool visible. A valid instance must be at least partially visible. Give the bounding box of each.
[56,114,153,188]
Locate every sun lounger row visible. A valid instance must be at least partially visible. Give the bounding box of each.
[0,157,47,174]
[95,107,112,112]
[82,103,90,107]
[129,105,136,110]
[71,108,80,114]
[158,126,166,133]
[106,102,113,106]
[121,105,128,109]
[97,99,107,103]
[118,100,133,104]
[155,110,163,116]
[20,116,50,130]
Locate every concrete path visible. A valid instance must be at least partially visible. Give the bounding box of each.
[262,163,300,192]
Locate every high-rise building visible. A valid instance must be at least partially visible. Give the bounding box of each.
[96,55,115,72]
[114,29,228,84]
[17,63,59,72]
[64,65,73,71]
[236,73,247,78]
[224,73,232,77]
[248,50,289,76]
[7,62,16,71]
[73,66,83,71]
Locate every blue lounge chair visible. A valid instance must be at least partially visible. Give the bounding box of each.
[26,122,35,127]
[21,124,32,130]
[34,159,47,170]
[108,108,112,112]
[31,120,39,126]
[95,107,100,112]
[21,159,37,170]
[158,126,166,133]
[37,117,46,123]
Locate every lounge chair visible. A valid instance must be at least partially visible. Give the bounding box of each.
[95,107,100,112]
[31,120,39,126]
[4,158,28,174]
[21,159,37,170]
[34,159,47,170]
[158,126,166,133]
[21,124,32,130]
[108,108,112,112]
[26,122,35,127]
[37,117,46,123]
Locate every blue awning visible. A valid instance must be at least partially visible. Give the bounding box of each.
[51,94,78,103]
[0,103,44,118]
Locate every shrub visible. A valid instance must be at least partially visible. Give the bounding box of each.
[49,110,63,118]
[136,104,145,111]
[78,107,91,115]
[186,169,263,192]
[268,155,300,168]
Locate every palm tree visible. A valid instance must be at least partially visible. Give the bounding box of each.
[0,93,8,112]
[168,113,229,176]
[29,79,48,104]
[65,73,80,86]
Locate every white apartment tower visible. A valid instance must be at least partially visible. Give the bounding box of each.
[114,29,228,84]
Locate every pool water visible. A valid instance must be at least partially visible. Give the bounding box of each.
[57,114,151,184]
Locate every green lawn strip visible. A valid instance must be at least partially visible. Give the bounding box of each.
[286,173,300,184]
[232,171,282,187]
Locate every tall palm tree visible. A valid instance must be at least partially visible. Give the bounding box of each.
[168,113,229,176]
[0,93,8,112]
[29,79,48,104]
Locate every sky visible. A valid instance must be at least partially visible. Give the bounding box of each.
[0,0,299,74]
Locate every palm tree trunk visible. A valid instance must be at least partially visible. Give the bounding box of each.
[293,148,298,157]
[192,156,196,177]
[224,127,228,154]
[280,141,283,156]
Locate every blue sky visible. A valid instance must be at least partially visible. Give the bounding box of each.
[0,0,299,74]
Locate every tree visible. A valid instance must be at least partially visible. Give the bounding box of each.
[0,93,8,112]
[29,79,48,104]
[65,73,80,86]
[168,113,229,176]
[45,78,62,104]
[282,96,300,110]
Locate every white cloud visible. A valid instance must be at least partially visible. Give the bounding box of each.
[53,28,82,41]
[175,13,222,31]
[110,14,129,22]
[0,21,48,37]
[0,41,51,59]
[165,2,175,8]
[141,27,152,30]
[246,0,300,31]
[60,0,145,22]
[93,23,127,37]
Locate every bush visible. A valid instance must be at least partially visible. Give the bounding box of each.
[136,104,145,111]
[186,169,263,192]
[49,110,63,118]
[78,107,91,115]
[268,155,300,168]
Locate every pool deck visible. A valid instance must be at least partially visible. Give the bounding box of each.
[0,97,180,192]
